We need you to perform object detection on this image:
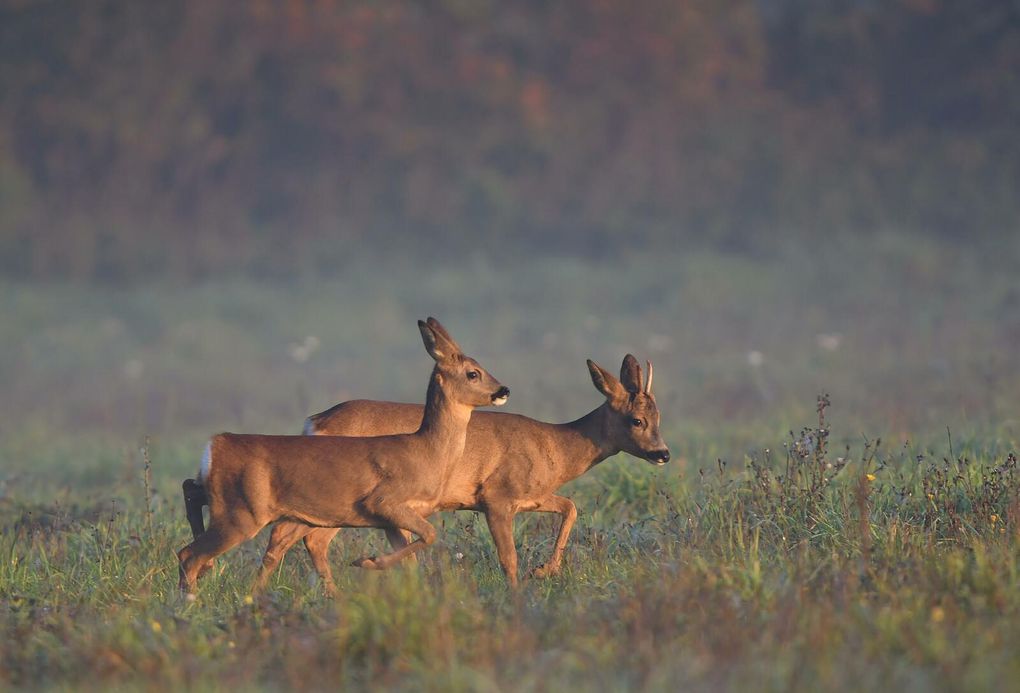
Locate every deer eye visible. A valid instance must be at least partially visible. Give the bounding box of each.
[631,418,643,428]
[467,370,480,381]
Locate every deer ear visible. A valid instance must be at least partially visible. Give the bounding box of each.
[419,320,449,361]
[424,317,462,358]
[587,359,624,400]
[619,354,642,394]
[425,317,456,345]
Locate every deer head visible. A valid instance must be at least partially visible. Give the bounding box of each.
[587,354,669,465]
[419,317,509,408]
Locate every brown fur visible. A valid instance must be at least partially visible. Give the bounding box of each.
[267,355,669,589]
[176,317,508,594]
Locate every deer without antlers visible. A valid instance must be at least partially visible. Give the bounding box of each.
[184,354,668,589]
[176,317,508,594]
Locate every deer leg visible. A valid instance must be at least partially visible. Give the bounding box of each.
[182,479,216,579]
[484,505,520,588]
[526,495,578,579]
[178,520,254,594]
[384,527,418,566]
[182,479,207,538]
[303,527,341,597]
[253,521,312,593]
[351,505,437,570]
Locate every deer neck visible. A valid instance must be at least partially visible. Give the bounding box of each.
[416,370,473,460]
[559,403,618,481]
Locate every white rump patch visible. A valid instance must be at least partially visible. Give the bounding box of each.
[199,441,212,484]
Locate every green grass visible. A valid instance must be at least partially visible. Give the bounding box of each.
[3,423,1020,690]
[3,233,1020,690]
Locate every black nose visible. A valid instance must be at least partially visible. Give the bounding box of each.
[492,386,510,400]
[650,449,670,463]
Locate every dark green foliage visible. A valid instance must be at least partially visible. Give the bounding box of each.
[1,1,1017,280]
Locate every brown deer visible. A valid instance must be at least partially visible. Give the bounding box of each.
[176,317,509,594]
[249,354,668,589]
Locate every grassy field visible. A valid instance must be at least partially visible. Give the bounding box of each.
[3,233,1020,690]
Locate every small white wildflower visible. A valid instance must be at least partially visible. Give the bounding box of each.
[287,335,321,363]
[123,359,144,379]
[454,552,464,561]
[816,333,842,352]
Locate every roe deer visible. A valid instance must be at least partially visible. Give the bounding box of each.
[176,317,508,594]
[254,355,668,588]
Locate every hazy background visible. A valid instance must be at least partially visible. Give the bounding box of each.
[2,0,1019,479]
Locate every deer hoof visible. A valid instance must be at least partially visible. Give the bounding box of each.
[196,560,215,579]
[351,556,380,569]
[528,563,560,579]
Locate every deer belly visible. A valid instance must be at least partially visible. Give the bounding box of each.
[437,480,482,512]
[407,499,438,516]
[437,499,477,511]
[283,507,370,528]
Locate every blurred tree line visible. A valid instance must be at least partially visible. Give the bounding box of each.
[0,0,1017,281]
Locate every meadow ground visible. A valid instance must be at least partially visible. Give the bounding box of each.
[2,233,1020,690]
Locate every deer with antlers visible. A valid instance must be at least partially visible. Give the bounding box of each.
[186,353,668,590]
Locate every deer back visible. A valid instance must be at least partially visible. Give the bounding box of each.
[199,317,509,529]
